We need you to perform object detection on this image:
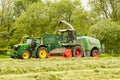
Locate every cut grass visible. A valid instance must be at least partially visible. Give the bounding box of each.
[100,53,120,57]
[0,55,9,59]
[0,57,120,80]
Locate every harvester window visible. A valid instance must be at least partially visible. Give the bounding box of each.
[60,31,72,43]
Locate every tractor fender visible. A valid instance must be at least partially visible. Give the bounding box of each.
[89,46,101,57]
[90,47,99,54]
[36,45,47,51]
[36,45,47,53]
[84,47,99,57]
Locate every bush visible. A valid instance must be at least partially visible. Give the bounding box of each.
[90,19,120,54]
[0,50,7,55]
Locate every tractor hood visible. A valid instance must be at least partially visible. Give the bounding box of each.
[7,44,30,57]
[13,44,30,51]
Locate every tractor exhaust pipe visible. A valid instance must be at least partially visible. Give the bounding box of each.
[59,20,75,30]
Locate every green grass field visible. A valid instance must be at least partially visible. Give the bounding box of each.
[0,55,120,80]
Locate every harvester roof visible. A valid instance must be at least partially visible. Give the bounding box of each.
[58,29,73,32]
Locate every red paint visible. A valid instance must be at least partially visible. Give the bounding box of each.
[93,52,99,57]
[63,49,72,58]
[75,49,81,57]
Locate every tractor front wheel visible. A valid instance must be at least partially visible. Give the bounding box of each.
[91,49,99,57]
[72,46,83,57]
[20,50,31,59]
[37,47,47,58]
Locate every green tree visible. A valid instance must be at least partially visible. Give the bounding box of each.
[89,0,120,23]
[1,0,14,32]
[90,19,120,54]
[0,0,14,48]
[13,2,49,39]
[14,0,41,18]
[3,0,91,48]
[72,7,90,34]
[47,0,90,34]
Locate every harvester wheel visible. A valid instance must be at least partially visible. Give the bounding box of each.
[20,50,31,59]
[91,49,99,57]
[72,46,83,57]
[37,47,47,58]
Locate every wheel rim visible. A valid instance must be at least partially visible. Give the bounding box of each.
[75,48,81,57]
[23,52,29,59]
[39,49,46,58]
[93,51,99,57]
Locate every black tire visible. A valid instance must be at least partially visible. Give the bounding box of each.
[91,49,99,57]
[20,50,31,59]
[72,46,84,57]
[37,47,47,58]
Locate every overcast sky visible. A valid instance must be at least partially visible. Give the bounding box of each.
[0,0,89,10]
[81,0,90,10]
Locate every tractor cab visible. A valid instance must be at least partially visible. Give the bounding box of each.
[22,37,40,50]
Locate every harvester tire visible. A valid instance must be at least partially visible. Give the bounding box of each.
[20,50,31,59]
[37,47,47,59]
[72,46,83,57]
[91,49,99,57]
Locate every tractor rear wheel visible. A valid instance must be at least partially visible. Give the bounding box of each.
[72,46,83,57]
[91,49,99,57]
[20,50,31,59]
[37,47,47,58]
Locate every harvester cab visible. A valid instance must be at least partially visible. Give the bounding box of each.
[58,29,76,44]
[57,20,77,44]
[7,36,47,59]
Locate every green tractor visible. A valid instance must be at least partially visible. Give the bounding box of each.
[43,20,104,58]
[7,36,47,59]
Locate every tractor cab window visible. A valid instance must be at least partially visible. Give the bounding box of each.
[34,39,40,44]
[24,39,33,45]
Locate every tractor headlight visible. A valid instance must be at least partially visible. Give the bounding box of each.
[13,45,20,51]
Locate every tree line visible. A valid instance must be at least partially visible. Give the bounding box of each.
[0,0,120,54]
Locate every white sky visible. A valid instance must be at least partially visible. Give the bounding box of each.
[81,0,90,10]
[0,0,90,10]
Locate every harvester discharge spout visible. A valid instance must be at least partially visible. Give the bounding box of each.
[59,20,75,30]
